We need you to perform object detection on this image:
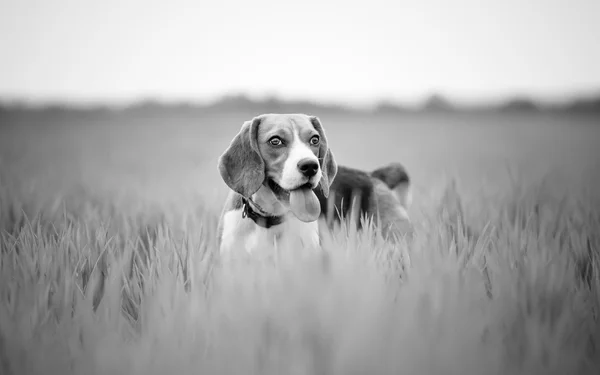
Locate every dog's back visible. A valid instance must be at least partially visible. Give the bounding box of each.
[316,165,374,224]
[315,163,412,239]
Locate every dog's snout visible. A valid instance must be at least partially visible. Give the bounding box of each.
[297,158,319,177]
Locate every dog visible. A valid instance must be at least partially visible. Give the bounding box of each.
[217,113,412,254]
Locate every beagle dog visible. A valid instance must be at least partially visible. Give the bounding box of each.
[217,114,412,254]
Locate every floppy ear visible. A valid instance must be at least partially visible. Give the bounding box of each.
[310,116,338,198]
[218,116,264,198]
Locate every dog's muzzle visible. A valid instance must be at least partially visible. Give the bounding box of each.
[267,179,322,222]
[267,179,313,201]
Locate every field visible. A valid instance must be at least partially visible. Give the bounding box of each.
[1,108,600,375]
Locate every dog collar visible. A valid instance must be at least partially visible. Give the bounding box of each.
[241,197,285,229]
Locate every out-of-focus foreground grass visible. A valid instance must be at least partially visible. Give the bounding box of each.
[0,110,599,375]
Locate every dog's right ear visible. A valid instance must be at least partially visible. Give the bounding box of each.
[218,116,264,198]
[309,116,338,198]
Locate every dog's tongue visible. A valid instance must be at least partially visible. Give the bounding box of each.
[289,188,321,222]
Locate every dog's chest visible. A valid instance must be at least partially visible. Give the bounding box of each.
[220,209,319,254]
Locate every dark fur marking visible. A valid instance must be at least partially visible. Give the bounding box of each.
[371,163,410,189]
[315,165,374,228]
[218,116,264,198]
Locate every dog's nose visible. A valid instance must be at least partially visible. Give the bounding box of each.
[297,158,319,177]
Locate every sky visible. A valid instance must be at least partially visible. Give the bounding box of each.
[1,0,599,106]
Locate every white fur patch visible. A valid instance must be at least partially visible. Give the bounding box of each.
[394,183,412,211]
[279,128,322,190]
[219,209,319,255]
[219,209,246,253]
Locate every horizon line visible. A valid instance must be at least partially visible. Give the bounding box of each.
[2,87,600,110]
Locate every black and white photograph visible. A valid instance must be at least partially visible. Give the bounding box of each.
[1,0,599,374]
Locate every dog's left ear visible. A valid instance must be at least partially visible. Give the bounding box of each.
[310,116,338,198]
[218,116,265,198]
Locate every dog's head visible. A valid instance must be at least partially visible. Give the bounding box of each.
[218,114,338,222]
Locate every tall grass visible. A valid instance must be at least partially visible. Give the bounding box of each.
[1,165,599,375]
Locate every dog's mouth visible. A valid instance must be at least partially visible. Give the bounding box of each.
[267,179,321,222]
[267,179,313,198]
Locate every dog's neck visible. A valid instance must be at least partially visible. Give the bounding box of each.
[241,196,285,228]
[241,185,288,228]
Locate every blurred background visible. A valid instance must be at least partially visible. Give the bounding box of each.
[1,0,599,217]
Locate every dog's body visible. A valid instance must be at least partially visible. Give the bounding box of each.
[218,191,321,254]
[315,163,412,238]
[217,114,411,254]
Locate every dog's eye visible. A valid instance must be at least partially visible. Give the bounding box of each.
[269,137,283,146]
[309,135,320,146]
